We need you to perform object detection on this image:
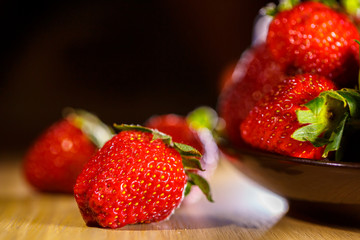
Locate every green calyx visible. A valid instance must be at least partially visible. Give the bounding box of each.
[185,171,214,202]
[113,124,213,202]
[292,88,360,160]
[64,108,114,149]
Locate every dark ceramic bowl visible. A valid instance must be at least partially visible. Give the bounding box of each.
[219,141,360,226]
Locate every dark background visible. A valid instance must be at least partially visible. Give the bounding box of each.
[0,0,269,154]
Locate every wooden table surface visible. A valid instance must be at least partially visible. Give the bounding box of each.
[1,153,360,240]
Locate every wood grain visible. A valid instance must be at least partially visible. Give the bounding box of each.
[1,153,360,239]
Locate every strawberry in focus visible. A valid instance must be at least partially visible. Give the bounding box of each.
[266,1,360,88]
[23,109,113,193]
[240,74,337,159]
[74,124,212,229]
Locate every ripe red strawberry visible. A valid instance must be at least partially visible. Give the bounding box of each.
[266,1,360,87]
[144,107,219,204]
[240,74,337,159]
[23,109,113,193]
[217,43,286,147]
[74,124,213,229]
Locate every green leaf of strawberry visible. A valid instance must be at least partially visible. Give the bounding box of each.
[186,171,214,202]
[173,142,202,158]
[182,157,205,171]
[292,88,360,159]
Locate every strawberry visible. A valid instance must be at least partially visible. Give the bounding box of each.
[74,124,213,229]
[240,74,337,159]
[23,109,113,193]
[217,43,286,147]
[266,1,360,88]
[144,107,219,204]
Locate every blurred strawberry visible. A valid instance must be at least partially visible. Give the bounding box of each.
[266,1,360,88]
[217,43,286,147]
[23,108,114,193]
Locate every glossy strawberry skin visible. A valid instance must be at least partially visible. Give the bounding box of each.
[74,130,187,229]
[267,1,360,87]
[218,43,286,147]
[23,119,97,193]
[240,74,337,160]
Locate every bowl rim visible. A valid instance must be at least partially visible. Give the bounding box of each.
[218,140,360,169]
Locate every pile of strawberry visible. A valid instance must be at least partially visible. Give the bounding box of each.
[218,0,360,161]
[23,0,360,230]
